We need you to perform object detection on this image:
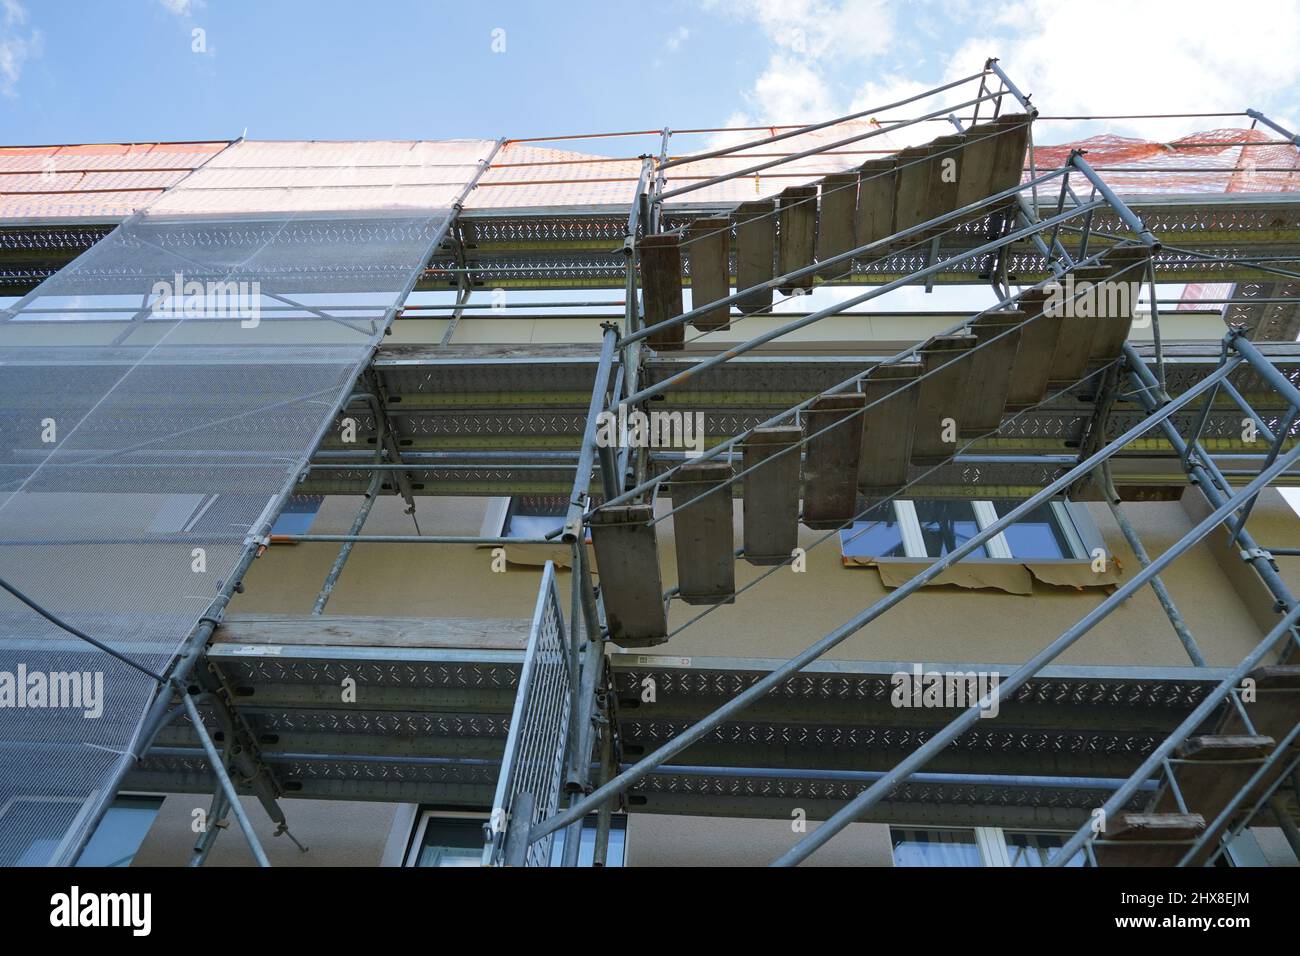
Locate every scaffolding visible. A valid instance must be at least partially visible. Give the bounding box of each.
[2,59,1300,867]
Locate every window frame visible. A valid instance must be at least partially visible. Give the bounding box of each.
[400,807,627,867]
[844,497,1097,563]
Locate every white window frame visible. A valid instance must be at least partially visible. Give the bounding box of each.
[890,825,1073,867]
[894,823,1259,867]
[398,807,627,867]
[853,498,1093,562]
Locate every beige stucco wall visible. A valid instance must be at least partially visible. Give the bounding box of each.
[132,796,402,867]
[227,487,1285,670]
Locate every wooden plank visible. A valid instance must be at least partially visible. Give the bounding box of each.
[1048,265,1110,386]
[640,233,684,351]
[1090,245,1149,361]
[1153,735,1275,866]
[988,113,1031,200]
[855,158,896,251]
[893,145,935,234]
[816,173,858,281]
[670,460,736,605]
[686,217,732,331]
[1219,666,1300,743]
[589,504,668,647]
[1096,812,1205,867]
[912,333,976,465]
[735,200,776,314]
[777,185,818,294]
[802,393,867,530]
[1005,287,1062,411]
[742,426,802,565]
[217,615,532,650]
[858,361,921,493]
[918,134,964,227]
[953,120,1002,211]
[960,310,1024,438]
[1155,736,1274,816]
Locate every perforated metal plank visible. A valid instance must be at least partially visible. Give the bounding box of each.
[626,771,1137,829]
[669,460,736,605]
[777,186,818,294]
[912,333,977,465]
[589,504,669,647]
[802,393,866,529]
[686,217,732,331]
[742,426,802,566]
[608,656,1231,731]
[640,233,684,350]
[735,200,775,314]
[858,361,921,494]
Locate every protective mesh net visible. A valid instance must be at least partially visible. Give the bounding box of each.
[1029,128,1300,198]
[0,139,493,865]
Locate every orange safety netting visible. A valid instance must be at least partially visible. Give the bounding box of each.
[1033,129,1300,311]
[1031,128,1300,196]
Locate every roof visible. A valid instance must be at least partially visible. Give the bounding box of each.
[0,141,230,221]
[1,126,1296,226]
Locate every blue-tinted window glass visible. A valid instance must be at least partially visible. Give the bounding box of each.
[1005,831,1085,868]
[548,816,626,866]
[414,817,486,867]
[913,500,986,558]
[992,500,1074,559]
[890,827,983,867]
[840,503,905,558]
[77,796,162,867]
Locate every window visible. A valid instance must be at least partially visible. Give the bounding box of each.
[0,794,161,867]
[409,816,487,868]
[841,498,1092,562]
[76,796,163,867]
[1004,830,1085,868]
[991,500,1083,560]
[839,501,906,558]
[892,826,1093,867]
[481,495,589,544]
[890,827,983,867]
[549,816,626,867]
[405,810,625,867]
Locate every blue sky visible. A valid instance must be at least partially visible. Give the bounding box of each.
[3,0,1299,148]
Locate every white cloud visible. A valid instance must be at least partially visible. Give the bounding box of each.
[707,0,897,126]
[706,0,1300,140]
[945,0,1300,139]
[2,0,26,26]
[157,0,204,16]
[665,25,691,52]
[0,0,39,98]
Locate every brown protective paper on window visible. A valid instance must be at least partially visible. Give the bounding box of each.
[1026,561,1123,589]
[850,557,1121,595]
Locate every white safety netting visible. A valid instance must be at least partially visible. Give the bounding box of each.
[0,139,494,865]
